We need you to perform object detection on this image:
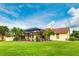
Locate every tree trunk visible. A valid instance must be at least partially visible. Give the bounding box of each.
[1,35,4,41]
[46,36,49,41]
[47,36,50,41]
[32,33,34,42]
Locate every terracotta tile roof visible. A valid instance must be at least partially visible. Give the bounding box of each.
[53,28,69,34]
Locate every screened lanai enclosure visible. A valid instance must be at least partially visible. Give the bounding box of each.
[25,28,45,42]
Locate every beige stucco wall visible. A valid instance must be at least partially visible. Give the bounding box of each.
[4,37,14,41]
[50,33,70,41]
[0,37,2,40]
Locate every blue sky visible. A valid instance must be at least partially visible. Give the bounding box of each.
[0,3,79,29]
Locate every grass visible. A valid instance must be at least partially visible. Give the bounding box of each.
[0,41,79,56]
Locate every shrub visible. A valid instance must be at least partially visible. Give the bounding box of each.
[69,36,77,41]
[36,36,41,42]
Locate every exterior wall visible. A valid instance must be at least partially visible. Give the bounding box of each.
[33,36,36,41]
[0,36,14,41]
[25,35,36,41]
[50,33,70,41]
[4,37,14,41]
[0,37,2,40]
[25,36,28,40]
[0,35,2,40]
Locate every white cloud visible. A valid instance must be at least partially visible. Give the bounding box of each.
[67,7,79,28]
[26,4,40,8]
[46,20,55,28]
[0,11,56,29]
[0,14,28,29]
[47,7,79,31]
[68,7,79,17]
[53,19,69,28]
[0,5,19,18]
[47,18,72,29]
[22,12,56,29]
[0,4,56,29]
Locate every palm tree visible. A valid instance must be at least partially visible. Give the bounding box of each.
[43,28,55,41]
[11,27,18,36]
[11,27,25,41]
[0,26,9,40]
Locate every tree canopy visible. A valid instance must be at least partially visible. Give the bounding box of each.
[0,26,9,40]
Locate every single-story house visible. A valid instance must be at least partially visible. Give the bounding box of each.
[25,27,70,41]
[50,28,70,41]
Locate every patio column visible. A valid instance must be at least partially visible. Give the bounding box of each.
[31,32,34,41]
[28,33,30,41]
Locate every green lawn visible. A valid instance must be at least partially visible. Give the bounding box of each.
[0,41,79,56]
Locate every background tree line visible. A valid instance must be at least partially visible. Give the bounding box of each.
[0,26,25,41]
[69,31,79,41]
[0,26,55,41]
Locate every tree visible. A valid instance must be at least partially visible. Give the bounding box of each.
[11,27,24,35]
[43,29,55,41]
[35,32,42,42]
[11,27,25,41]
[0,26,9,40]
[68,30,79,41]
[71,31,79,38]
[69,36,77,41]
[11,27,18,36]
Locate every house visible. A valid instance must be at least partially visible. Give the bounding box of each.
[50,28,70,41]
[25,28,44,41]
[25,27,70,41]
